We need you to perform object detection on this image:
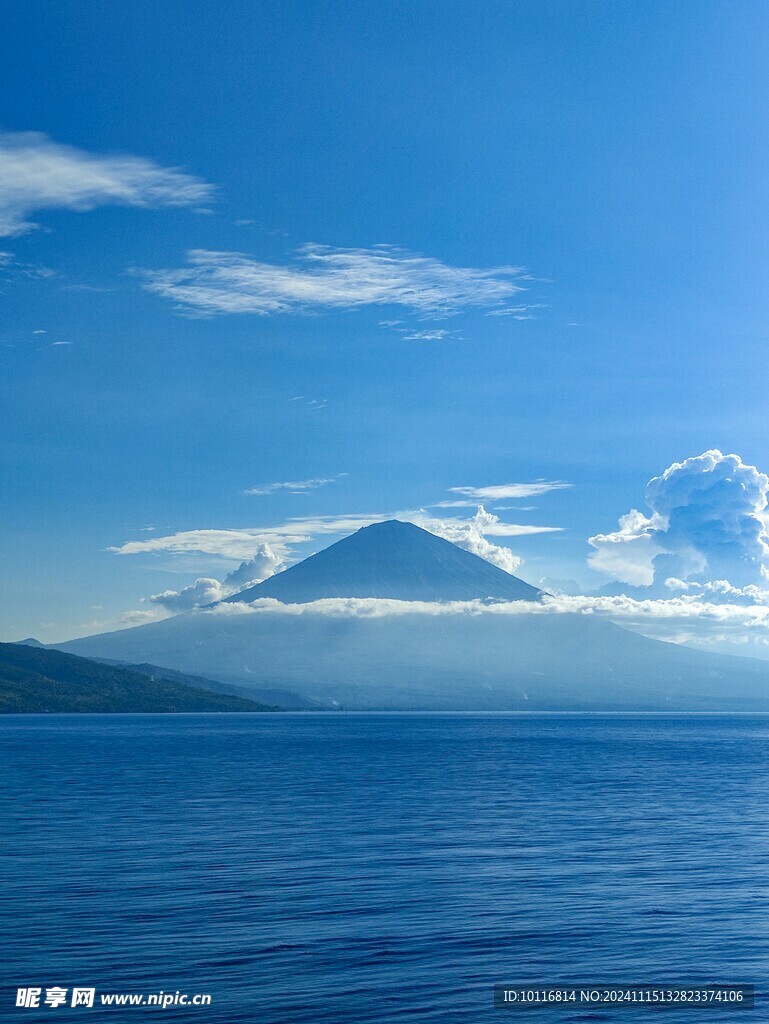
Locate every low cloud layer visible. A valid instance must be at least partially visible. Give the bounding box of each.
[90,586,769,657]
[197,590,769,655]
[589,450,769,590]
[0,132,213,237]
[139,244,526,318]
[205,591,769,624]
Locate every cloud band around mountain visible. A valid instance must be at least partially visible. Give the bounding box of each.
[197,591,769,652]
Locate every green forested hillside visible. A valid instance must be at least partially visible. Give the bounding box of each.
[0,642,277,713]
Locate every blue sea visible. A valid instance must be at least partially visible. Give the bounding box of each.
[2,714,768,1022]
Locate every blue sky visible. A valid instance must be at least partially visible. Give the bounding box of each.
[4,0,769,645]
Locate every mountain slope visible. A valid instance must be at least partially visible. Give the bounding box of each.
[92,658,320,710]
[0,643,277,713]
[58,604,769,712]
[229,520,542,603]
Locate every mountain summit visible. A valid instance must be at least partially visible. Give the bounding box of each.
[228,519,542,604]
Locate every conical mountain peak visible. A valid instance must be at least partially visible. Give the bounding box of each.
[228,519,541,604]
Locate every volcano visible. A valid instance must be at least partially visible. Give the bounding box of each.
[228,519,542,604]
[56,519,769,711]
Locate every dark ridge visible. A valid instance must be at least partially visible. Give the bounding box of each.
[0,642,280,713]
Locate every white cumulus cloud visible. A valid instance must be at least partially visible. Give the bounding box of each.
[413,507,528,574]
[663,577,769,605]
[589,450,769,590]
[588,508,665,587]
[0,131,213,237]
[150,578,227,613]
[150,543,283,612]
[222,544,284,589]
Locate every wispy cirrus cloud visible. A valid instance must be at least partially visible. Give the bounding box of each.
[138,244,527,318]
[0,131,214,237]
[378,320,459,342]
[245,474,345,496]
[485,303,548,319]
[449,481,571,501]
[110,506,562,580]
[289,396,328,410]
[111,527,301,561]
[402,328,454,341]
[109,515,391,562]
[0,250,56,282]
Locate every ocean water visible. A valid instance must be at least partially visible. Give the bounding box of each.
[2,713,768,1022]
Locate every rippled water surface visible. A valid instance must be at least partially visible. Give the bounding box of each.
[2,713,769,1022]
